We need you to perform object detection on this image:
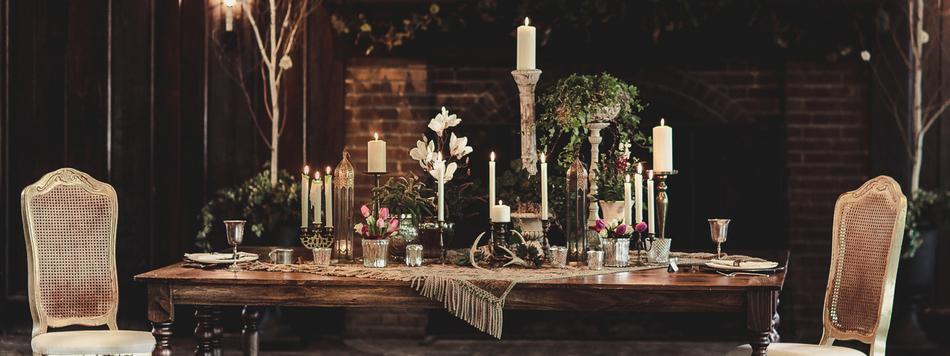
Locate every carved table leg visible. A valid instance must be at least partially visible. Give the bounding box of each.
[148,284,174,356]
[770,296,781,343]
[242,306,263,356]
[747,289,779,356]
[194,306,218,356]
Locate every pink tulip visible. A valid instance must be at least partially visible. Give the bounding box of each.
[388,218,399,233]
[377,217,387,229]
[592,219,607,232]
[360,205,371,218]
[614,224,629,236]
[379,207,390,220]
[635,221,648,233]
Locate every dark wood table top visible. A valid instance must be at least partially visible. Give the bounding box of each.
[135,248,788,292]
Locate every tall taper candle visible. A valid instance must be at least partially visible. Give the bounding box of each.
[301,166,310,228]
[516,18,536,70]
[311,174,322,225]
[224,0,235,31]
[647,170,655,233]
[367,132,387,173]
[623,174,632,226]
[634,163,643,223]
[489,152,496,215]
[540,153,549,220]
[324,166,333,228]
[653,119,673,172]
[438,153,445,222]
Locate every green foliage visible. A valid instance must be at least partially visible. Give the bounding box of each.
[537,73,649,170]
[196,169,300,251]
[498,159,566,217]
[904,190,950,259]
[373,174,436,223]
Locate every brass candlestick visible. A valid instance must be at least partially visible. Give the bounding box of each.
[653,170,678,240]
[511,69,542,176]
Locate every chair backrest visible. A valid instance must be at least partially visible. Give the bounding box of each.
[20,168,119,337]
[820,176,906,355]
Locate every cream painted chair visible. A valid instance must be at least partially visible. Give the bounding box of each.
[729,176,907,356]
[21,168,155,355]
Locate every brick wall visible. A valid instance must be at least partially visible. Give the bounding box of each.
[342,58,870,341]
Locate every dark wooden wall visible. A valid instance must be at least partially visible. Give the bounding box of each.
[0,0,344,325]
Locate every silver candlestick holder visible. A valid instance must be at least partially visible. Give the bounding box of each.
[511,69,542,176]
[653,170,677,240]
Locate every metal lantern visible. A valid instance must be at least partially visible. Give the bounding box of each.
[333,150,356,261]
[565,158,589,262]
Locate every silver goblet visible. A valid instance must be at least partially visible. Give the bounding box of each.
[708,219,731,258]
[223,220,246,270]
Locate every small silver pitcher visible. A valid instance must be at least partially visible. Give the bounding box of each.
[268,248,294,265]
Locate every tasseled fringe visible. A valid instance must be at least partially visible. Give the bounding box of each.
[412,275,507,339]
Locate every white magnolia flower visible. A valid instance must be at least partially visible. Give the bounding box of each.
[353,223,365,234]
[428,159,457,184]
[427,106,461,137]
[409,137,433,168]
[449,133,473,159]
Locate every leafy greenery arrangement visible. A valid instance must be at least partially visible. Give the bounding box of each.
[373,174,436,224]
[904,190,950,259]
[196,169,300,251]
[538,73,648,170]
[497,159,566,217]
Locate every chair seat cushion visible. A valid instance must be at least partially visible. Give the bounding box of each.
[727,343,865,356]
[32,330,155,355]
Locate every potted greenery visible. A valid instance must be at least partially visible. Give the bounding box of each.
[537,73,648,170]
[196,168,300,251]
[373,174,435,256]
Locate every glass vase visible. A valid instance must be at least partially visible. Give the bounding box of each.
[333,150,356,261]
[362,239,389,268]
[603,238,630,267]
[390,214,418,259]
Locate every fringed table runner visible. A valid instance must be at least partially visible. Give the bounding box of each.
[240,260,662,338]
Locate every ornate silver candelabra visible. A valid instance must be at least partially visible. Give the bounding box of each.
[511,69,542,176]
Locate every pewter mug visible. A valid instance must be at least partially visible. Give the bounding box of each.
[268,248,294,264]
[708,219,731,258]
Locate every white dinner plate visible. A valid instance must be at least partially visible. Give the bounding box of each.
[705,259,779,272]
[184,252,258,264]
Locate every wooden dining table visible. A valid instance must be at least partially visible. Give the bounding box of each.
[134,248,788,356]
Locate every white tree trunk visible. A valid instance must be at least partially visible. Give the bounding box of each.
[909,0,924,194]
[268,0,279,187]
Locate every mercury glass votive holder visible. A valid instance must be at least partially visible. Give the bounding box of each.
[405,244,423,267]
[312,247,331,266]
[550,246,568,268]
[587,250,604,270]
[603,238,630,267]
[362,239,389,268]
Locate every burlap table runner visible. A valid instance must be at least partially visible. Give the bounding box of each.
[239,251,764,338]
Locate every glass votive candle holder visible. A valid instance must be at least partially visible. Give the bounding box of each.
[587,250,604,270]
[549,246,568,268]
[312,247,331,266]
[405,244,423,267]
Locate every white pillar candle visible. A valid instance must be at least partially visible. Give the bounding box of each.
[491,201,511,223]
[489,152,496,215]
[516,17,536,70]
[623,174,632,226]
[310,175,323,225]
[647,170,655,234]
[653,119,673,172]
[540,153,549,220]
[437,153,445,222]
[224,0,235,31]
[324,166,333,228]
[634,163,643,223]
[367,132,387,173]
[301,166,309,228]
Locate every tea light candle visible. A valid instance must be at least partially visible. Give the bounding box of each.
[367,132,387,173]
[491,200,511,223]
[324,166,333,227]
[516,17,536,70]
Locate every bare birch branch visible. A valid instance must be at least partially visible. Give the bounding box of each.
[242,2,272,67]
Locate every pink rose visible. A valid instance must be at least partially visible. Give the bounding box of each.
[592,219,607,232]
[388,218,399,233]
[360,204,371,218]
[614,224,629,236]
[635,221,648,233]
[379,207,390,220]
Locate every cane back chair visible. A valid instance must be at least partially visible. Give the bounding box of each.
[730,176,907,356]
[21,168,154,355]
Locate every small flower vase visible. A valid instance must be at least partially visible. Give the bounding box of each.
[362,239,389,268]
[603,237,630,267]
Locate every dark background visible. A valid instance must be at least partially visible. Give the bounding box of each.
[1,0,948,348]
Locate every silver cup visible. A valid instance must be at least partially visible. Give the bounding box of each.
[223,220,246,270]
[708,219,731,258]
[268,248,294,264]
[550,246,568,268]
[587,250,604,270]
[405,244,423,267]
[312,247,331,266]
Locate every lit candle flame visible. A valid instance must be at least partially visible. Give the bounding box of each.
[660,118,666,126]
[326,166,331,175]
[303,165,310,175]
[524,17,530,26]
[224,0,235,7]
[540,153,546,162]
[373,132,379,140]
[637,163,643,174]
[498,200,503,205]
[647,170,654,180]
[490,151,495,161]
[625,174,630,183]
